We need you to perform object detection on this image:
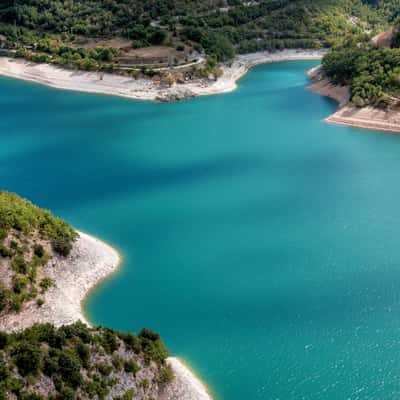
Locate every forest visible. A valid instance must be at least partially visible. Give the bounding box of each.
[322,28,400,107]
[0,0,399,63]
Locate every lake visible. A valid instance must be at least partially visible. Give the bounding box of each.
[2,60,400,399]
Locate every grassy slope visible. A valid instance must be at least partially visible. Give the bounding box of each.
[0,192,77,315]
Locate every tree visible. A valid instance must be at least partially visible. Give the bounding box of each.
[12,341,42,376]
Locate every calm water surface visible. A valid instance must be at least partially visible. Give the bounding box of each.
[2,61,400,399]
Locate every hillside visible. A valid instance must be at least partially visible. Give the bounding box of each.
[0,192,77,316]
[0,322,174,400]
[0,193,212,400]
[321,26,400,108]
[0,0,397,73]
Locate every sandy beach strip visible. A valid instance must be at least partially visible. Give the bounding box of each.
[0,49,326,101]
[326,106,400,134]
[162,358,213,400]
[0,231,213,400]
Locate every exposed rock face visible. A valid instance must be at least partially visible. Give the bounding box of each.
[307,65,350,107]
[371,27,396,48]
[155,88,196,102]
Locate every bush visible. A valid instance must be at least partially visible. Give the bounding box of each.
[51,238,73,257]
[0,284,10,312]
[12,341,43,376]
[120,332,140,353]
[76,342,90,368]
[12,256,27,274]
[39,277,54,293]
[100,328,118,354]
[0,246,12,258]
[159,365,174,383]
[56,386,75,400]
[13,275,29,294]
[124,358,140,375]
[0,228,7,241]
[0,332,8,349]
[57,350,82,388]
[33,244,45,258]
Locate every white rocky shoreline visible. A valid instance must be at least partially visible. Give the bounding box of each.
[0,231,213,400]
[0,49,326,102]
[307,65,400,134]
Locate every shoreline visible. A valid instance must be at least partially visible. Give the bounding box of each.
[0,231,121,331]
[0,231,213,400]
[307,65,400,134]
[0,49,325,102]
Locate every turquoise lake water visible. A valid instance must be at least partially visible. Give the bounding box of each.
[2,60,400,399]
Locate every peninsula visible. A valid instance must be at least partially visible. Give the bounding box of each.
[308,27,400,134]
[0,192,212,400]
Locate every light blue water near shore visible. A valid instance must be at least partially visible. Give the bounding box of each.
[3,61,400,399]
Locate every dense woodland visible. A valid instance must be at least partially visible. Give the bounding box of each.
[0,322,173,400]
[0,0,399,64]
[322,28,400,107]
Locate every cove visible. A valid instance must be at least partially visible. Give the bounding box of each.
[2,60,400,400]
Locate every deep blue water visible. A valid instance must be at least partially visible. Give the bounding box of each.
[3,61,400,399]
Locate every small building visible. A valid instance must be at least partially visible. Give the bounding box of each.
[0,35,6,49]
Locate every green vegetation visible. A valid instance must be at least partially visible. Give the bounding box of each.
[0,192,77,314]
[0,322,173,399]
[0,0,399,68]
[322,28,400,107]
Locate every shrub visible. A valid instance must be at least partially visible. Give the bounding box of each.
[0,228,7,241]
[0,332,8,349]
[51,238,73,257]
[56,386,75,400]
[10,293,23,312]
[0,283,10,312]
[138,328,160,342]
[76,342,90,368]
[97,362,113,376]
[12,341,43,376]
[33,244,45,258]
[57,349,82,388]
[43,352,59,376]
[122,388,136,399]
[13,275,29,294]
[12,256,27,274]
[120,332,140,353]
[19,392,45,400]
[123,358,139,375]
[39,277,54,293]
[100,328,118,354]
[0,246,12,258]
[0,354,8,381]
[159,365,174,383]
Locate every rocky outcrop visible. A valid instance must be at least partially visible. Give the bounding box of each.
[155,88,196,102]
[307,65,350,107]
